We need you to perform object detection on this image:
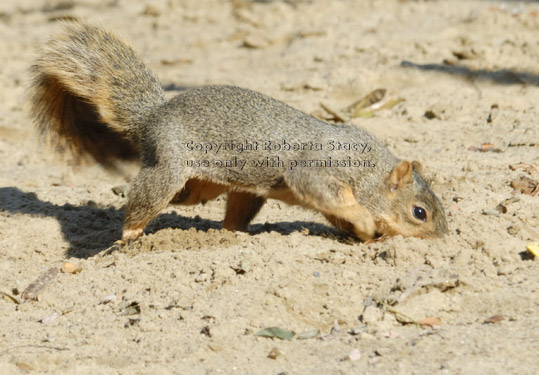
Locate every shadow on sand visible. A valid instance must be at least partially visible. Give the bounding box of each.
[401,60,539,86]
[0,186,347,259]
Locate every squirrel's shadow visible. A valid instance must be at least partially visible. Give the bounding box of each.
[0,187,123,258]
[401,60,539,86]
[0,187,347,259]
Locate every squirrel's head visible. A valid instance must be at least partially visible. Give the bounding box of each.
[376,160,448,238]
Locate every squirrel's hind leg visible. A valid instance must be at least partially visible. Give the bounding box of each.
[222,191,265,231]
[122,166,189,242]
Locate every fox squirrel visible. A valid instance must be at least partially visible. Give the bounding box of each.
[29,22,448,243]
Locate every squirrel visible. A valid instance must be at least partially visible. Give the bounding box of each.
[29,22,448,244]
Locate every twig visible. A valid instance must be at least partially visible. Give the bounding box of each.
[0,345,69,357]
[373,297,423,326]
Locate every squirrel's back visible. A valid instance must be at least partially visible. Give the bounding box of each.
[137,84,396,191]
[29,22,166,166]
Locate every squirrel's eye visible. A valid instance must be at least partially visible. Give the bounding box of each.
[413,206,427,222]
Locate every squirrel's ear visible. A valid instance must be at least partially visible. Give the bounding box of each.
[411,161,423,175]
[387,161,413,191]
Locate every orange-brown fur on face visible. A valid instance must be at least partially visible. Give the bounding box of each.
[316,187,376,242]
[375,161,448,238]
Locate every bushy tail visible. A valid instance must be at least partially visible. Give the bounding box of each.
[29,22,166,167]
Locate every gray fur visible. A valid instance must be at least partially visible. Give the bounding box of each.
[29,22,448,242]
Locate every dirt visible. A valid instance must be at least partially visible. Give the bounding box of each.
[0,0,538,374]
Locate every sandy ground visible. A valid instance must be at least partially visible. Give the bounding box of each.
[1,0,538,374]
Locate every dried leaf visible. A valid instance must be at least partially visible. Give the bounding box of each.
[296,329,320,340]
[21,267,59,301]
[501,197,520,205]
[349,88,386,115]
[510,176,539,196]
[484,315,504,324]
[481,143,494,151]
[16,362,35,371]
[509,163,539,174]
[160,58,193,66]
[61,262,82,274]
[320,102,347,123]
[420,317,441,327]
[353,110,374,119]
[376,97,405,111]
[255,327,296,340]
[468,143,502,153]
[526,243,539,257]
[1,291,20,304]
